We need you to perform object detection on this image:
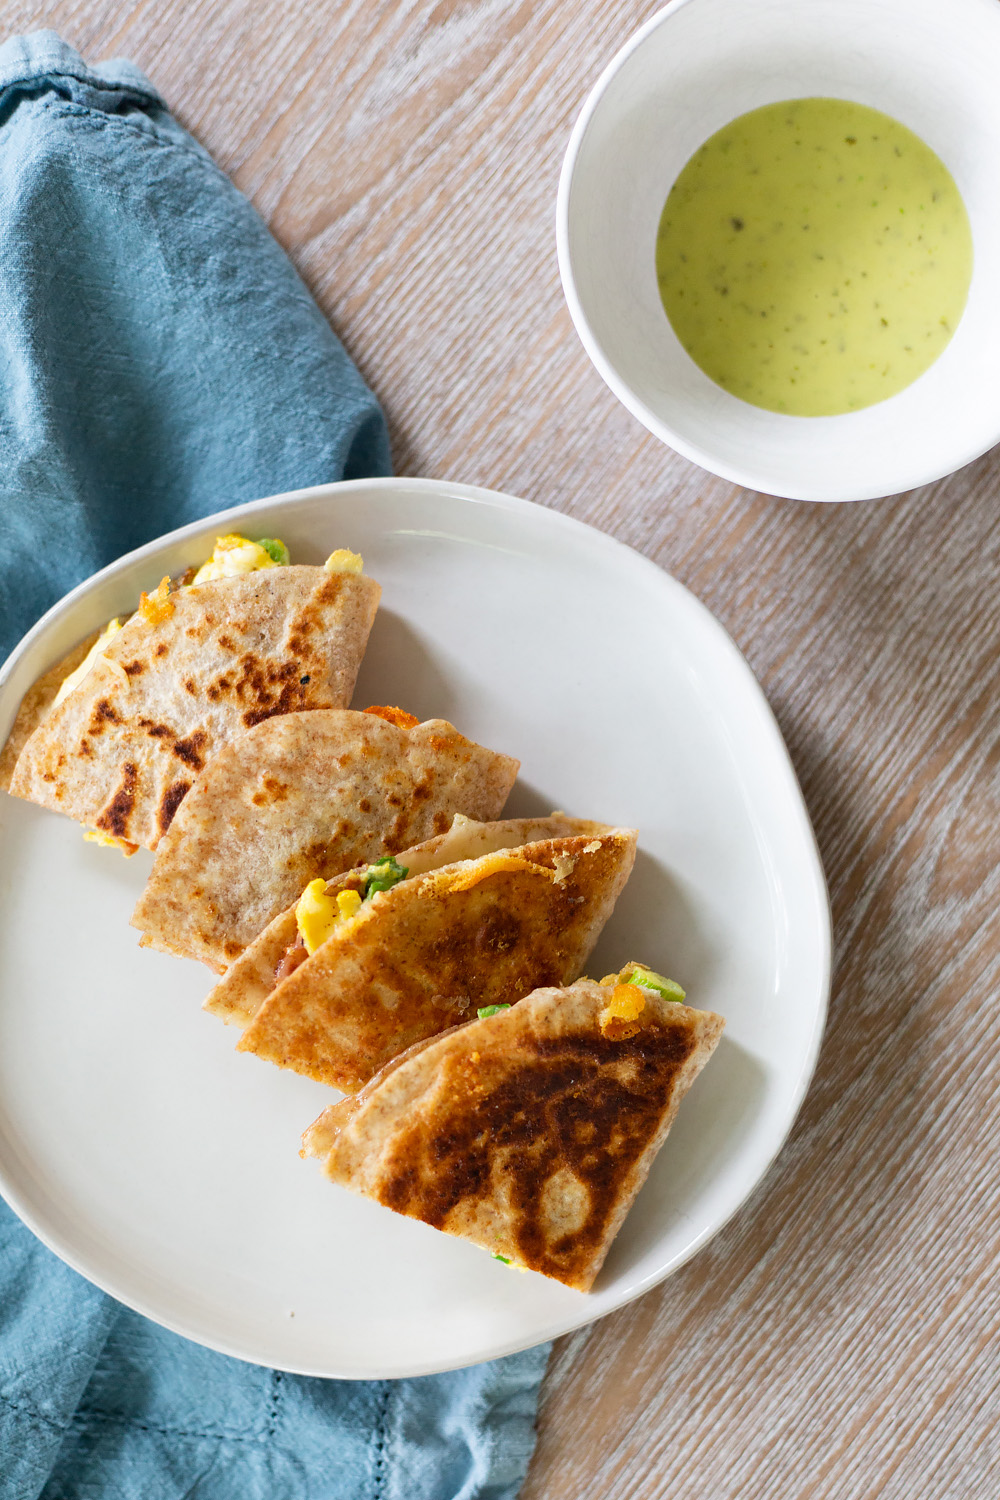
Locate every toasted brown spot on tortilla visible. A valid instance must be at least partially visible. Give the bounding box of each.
[132,713,521,972]
[158,778,192,834]
[243,703,286,729]
[8,569,381,854]
[382,1024,696,1278]
[88,698,122,734]
[97,762,138,838]
[315,575,344,605]
[285,578,345,655]
[172,731,208,770]
[474,911,523,955]
[123,660,145,677]
[251,775,292,808]
[232,653,303,717]
[358,798,372,814]
[138,718,175,742]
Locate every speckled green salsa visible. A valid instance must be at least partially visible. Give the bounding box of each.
[655,98,973,416]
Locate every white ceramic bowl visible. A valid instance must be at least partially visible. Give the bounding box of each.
[557,0,1000,501]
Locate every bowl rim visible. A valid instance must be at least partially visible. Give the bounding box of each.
[555,0,1000,502]
[0,474,833,1377]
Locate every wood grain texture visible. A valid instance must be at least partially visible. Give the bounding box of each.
[7,1,1000,1494]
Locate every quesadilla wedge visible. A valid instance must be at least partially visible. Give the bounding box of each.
[7,552,380,850]
[131,714,520,970]
[0,628,103,794]
[204,813,611,1025]
[227,820,637,1091]
[301,969,724,1290]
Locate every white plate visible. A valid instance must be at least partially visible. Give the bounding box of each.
[0,478,830,1378]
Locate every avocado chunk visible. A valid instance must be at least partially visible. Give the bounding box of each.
[361,856,409,899]
[622,964,685,1003]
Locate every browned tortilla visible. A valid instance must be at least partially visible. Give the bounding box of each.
[203,813,610,1025]
[235,826,637,1091]
[131,715,521,970]
[301,978,724,1291]
[6,567,380,850]
[0,630,103,792]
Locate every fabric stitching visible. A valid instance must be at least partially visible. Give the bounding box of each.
[371,1381,392,1500]
[68,1407,274,1445]
[267,1369,284,1439]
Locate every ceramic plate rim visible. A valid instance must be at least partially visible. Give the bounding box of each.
[0,476,832,1375]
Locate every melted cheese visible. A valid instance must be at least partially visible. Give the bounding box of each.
[440,852,557,893]
[52,618,124,708]
[139,576,174,624]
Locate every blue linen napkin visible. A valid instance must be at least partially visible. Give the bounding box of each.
[0,33,549,1500]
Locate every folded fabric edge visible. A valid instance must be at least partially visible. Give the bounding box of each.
[0,29,163,106]
[382,1343,553,1500]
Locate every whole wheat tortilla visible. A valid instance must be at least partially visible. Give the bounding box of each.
[131,714,521,970]
[7,566,380,850]
[204,813,610,1025]
[0,629,103,792]
[302,978,725,1291]
[235,826,637,1091]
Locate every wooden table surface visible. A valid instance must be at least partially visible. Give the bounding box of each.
[13,1,1000,1494]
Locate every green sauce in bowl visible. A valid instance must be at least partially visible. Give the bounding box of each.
[655,98,972,416]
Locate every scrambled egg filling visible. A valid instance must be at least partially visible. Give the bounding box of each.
[192,533,289,584]
[295,880,363,956]
[491,1252,528,1272]
[294,857,409,955]
[52,618,123,708]
[83,828,138,857]
[324,549,363,575]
